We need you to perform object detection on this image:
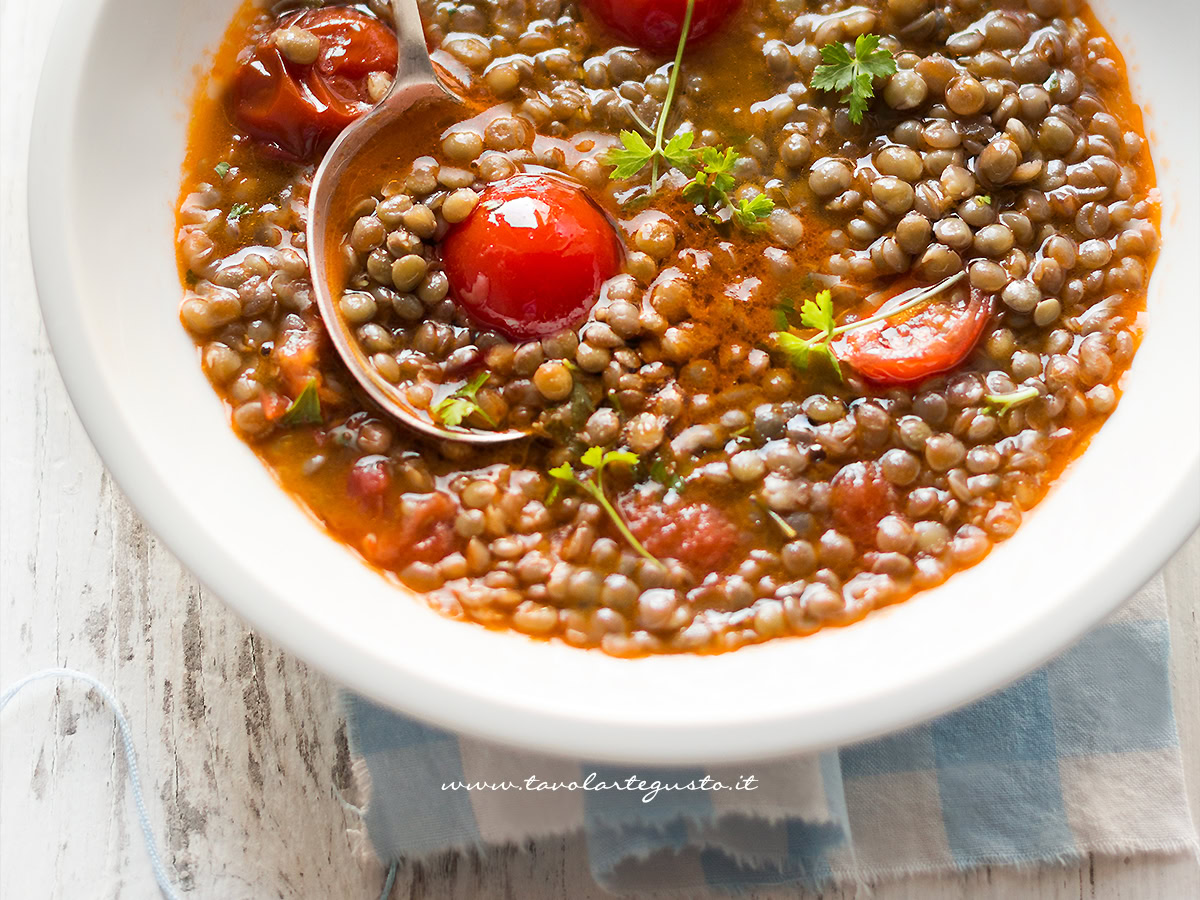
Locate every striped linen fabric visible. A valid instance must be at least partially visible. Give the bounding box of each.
[345,576,1197,892]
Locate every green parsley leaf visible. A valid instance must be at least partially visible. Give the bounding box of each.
[603,449,641,469]
[979,194,992,205]
[214,162,232,179]
[603,130,656,180]
[984,386,1040,415]
[775,291,839,375]
[433,372,495,429]
[549,462,575,481]
[580,445,606,469]
[280,378,322,427]
[228,202,252,223]
[733,194,776,229]
[811,33,897,125]
[663,130,701,171]
[800,289,836,335]
[775,329,841,379]
[774,331,811,370]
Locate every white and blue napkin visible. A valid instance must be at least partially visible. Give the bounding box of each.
[345,577,1197,892]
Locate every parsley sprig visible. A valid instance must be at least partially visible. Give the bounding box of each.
[984,386,1040,415]
[601,0,699,193]
[550,447,663,567]
[280,378,322,427]
[774,290,843,379]
[773,272,967,380]
[599,0,775,231]
[228,202,253,223]
[682,148,775,229]
[811,34,897,125]
[433,372,495,428]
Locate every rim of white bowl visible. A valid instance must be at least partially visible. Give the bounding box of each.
[27,0,1200,764]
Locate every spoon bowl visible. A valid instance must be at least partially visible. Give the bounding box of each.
[307,0,526,445]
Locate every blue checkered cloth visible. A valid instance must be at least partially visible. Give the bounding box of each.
[345,577,1197,892]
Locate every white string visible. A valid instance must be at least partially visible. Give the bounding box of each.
[1,668,183,900]
[2,667,398,899]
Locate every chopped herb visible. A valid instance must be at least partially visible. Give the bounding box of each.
[433,372,495,428]
[648,455,685,493]
[1045,71,1061,92]
[683,147,735,206]
[280,378,322,427]
[550,447,664,567]
[682,147,775,231]
[773,272,967,382]
[755,500,798,540]
[979,194,992,205]
[811,33,898,125]
[607,390,625,416]
[773,296,799,331]
[228,202,252,223]
[984,386,1040,415]
[214,161,231,179]
[600,0,700,193]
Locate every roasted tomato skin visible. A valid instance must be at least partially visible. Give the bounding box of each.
[624,498,741,571]
[230,7,397,161]
[836,283,994,387]
[583,0,743,52]
[441,174,623,341]
[361,491,459,568]
[830,462,897,548]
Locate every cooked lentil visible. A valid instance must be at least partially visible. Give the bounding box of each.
[177,0,1158,656]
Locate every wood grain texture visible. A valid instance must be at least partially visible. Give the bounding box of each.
[0,1,1195,897]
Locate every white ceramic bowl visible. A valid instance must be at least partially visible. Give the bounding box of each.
[29,0,1199,764]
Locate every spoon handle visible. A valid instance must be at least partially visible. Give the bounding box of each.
[389,0,439,90]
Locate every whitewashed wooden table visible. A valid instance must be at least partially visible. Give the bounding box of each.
[2,1,1197,896]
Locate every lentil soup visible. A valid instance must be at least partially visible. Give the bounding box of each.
[177,0,1158,657]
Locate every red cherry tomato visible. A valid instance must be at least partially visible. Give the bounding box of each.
[831,462,897,548]
[442,174,623,341]
[624,498,741,571]
[583,0,742,52]
[230,8,397,161]
[836,283,994,386]
[360,491,459,568]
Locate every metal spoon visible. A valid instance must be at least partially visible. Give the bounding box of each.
[307,0,525,446]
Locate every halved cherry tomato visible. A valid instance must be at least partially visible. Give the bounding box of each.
[583,0,742,52]
[830,462,896,548]
[347,455,393,516]
[230,8,397,162]
[836,283,993,386]
[441,174,623,341]
[360,491,459,567]
[624,498,741,571]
